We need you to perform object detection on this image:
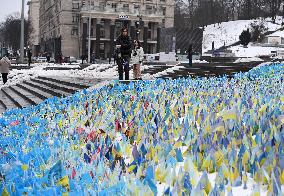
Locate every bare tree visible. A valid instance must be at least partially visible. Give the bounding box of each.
[266,0,282,23]
[0,13,31,51]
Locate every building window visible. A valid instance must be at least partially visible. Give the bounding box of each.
[162,7,166,15]
[115,21,123,37]
[134,4,140,9]
[160,0,165,2]
[72,2,79,9]
[100,43,105,50]
[146,5,153,10]
[100,29,105,38]
[112,3,117,8]
[71,27,78,35]
[123,4,129,11]
[99,2,105,8]
[100,19,105,26]
[162,19,165,28]
[72,14,79,23]
[148,30,151,39]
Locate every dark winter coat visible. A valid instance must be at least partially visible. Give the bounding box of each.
[116,35,132,57]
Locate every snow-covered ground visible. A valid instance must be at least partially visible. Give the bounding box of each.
[0,63,158,89]
[202,16,283,55]
[230,44,279,58]
[234,57,264,63]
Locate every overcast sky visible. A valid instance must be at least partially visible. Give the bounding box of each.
[0,0,28,22]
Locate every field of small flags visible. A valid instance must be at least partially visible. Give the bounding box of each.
[0,63,283,195]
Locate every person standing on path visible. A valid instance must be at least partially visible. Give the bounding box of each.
[187,44,193,67]
[115,27,132,80]
[0,55,11,84]
[27,49,32,66]
[131,39,144,80]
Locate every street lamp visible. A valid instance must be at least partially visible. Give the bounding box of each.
[20,0,25,63]
[134,15,142,40]
[87,0,91,63]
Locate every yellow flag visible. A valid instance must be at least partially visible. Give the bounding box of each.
[40,164,46,171]
[21,164,28,171]
[280,170,284,185]
[173,141,182,149]
[214,124,225,133]
[57,176,70,191]
[222,110,237,121]
[242,150,250,167]
[259,104,267,113]
[205,124,210,133]
[62,192,69,196]
[128,165,136,173]
[222,164,230,179]
[2,187,9,196]
[202,156,213,172]
[215,150,224,168]
[278,115,284,126]
[204,179,212,194]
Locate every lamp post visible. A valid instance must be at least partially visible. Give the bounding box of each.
[87,0,91,63]
[20,0,25,63]
[135,15,142,40]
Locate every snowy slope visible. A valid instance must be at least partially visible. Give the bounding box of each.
[202,17,283,54]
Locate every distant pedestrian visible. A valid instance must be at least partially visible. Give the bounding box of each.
[46,52,51,62]
[58,52,63,64]
[91,52,96,64]
[16,54,20,65]
[0,54,11,84]
[60,52,64,64]
[131,39,144,80]
[187,44,193,67]
[108,53,111,64]
[113,50,117,65]
[115,27,132,80]
[27,49,32,66]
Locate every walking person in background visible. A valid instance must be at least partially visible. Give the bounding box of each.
[0,54,11,84]
[187,44,193,67]
[91,52,96,64]
[27,49,32,66]
[131,39,144,80]
[115,27,132,80]
[108,52,111,64]
[59,52,63,64]
[46,52,51,63]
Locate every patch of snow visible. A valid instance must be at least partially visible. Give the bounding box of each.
[202,17,283,54]
[229,44,278,57]
[179,60,209,64]
[234,57,264,63]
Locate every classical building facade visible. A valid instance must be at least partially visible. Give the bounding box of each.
[27,0,40,56]
[38,0,79,58]
[36,0,174,59]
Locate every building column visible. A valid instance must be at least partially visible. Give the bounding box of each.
[95,19,101,59]
[82,22,87,57]
[143,21,148,53]
[110,20,115,56]
[157,24,161,53]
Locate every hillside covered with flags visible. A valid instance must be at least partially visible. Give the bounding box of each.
[0,63,283,195]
